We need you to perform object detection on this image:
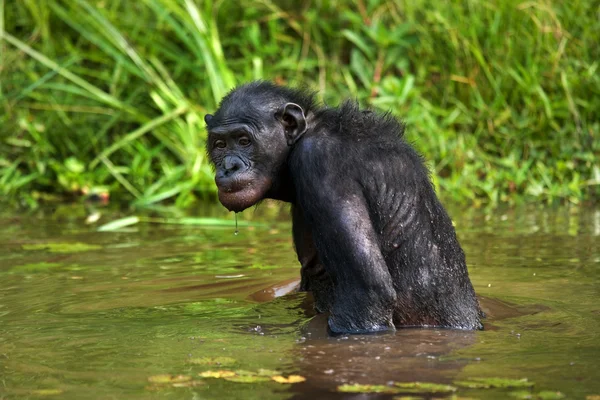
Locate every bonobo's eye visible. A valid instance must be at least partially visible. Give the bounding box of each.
[238,136,251,147]
[214,139,226,149]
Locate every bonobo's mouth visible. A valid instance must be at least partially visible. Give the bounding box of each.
[215,175,271,212]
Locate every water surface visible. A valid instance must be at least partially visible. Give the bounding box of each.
[0,204,599,399]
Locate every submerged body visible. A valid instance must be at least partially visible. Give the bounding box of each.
[205,82,482,333]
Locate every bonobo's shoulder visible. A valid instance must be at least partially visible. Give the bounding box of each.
[291,135,322,159]
[289,135,337,171]
[314,101,405,140]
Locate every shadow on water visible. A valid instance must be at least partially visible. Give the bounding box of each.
[0,203,599,399]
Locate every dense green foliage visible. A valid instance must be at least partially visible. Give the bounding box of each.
[1,0,598,208]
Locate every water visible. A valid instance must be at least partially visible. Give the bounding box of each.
[0,204,599,399]
[235,212,239,236]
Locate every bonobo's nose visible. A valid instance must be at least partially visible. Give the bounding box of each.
[223,155,244,176]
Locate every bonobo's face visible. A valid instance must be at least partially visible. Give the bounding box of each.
[205,84,309,212]
[205,114,284,212]
[204,98,300,211]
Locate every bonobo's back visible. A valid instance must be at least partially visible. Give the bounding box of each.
[299,101,483,331]
[312,101,405,141]
[347,117,482,330]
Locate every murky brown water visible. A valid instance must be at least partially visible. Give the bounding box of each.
[0,203,599,399]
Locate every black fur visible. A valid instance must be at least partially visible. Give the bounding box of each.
[206,81,482,334]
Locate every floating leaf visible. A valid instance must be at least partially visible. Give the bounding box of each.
[537,391,565,400]
[455,377,534,389]
[223,375,271,383]
[97,216,140,231]
[199,370,236,378]
[22,242,102,253]
[189,356,237,366]
[271,375,306,384]
[510,391,565,400]
[395,382,457,393]
[510,391,535,399]
[338,384,400,394]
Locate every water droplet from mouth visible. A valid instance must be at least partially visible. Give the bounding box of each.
[234,212,239,236]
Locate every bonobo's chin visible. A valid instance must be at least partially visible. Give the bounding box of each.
[216,177,271,212]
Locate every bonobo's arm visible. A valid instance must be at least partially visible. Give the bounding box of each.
[292,159,397,333]
[291,206,334,313]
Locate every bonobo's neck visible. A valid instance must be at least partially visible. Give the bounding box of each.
[265,111,318,205]
[265,162,296,204]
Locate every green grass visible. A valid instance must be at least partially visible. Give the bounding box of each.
[1,0,598,209]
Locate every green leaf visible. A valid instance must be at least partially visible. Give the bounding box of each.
[510,390,565,399]
[90,106,188,168]
[1,32,127,110]
[337,384,399,394]
[395,382,457,393]
[455,377,534,389]
[223,375,271,383]
[341,30,374,59]
[64,157,85,173]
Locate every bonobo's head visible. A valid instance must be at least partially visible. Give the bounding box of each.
[205,81,316,212]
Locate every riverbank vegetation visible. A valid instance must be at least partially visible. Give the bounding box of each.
[1,0,598,209]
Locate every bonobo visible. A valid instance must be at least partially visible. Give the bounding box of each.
[205,81,482,334]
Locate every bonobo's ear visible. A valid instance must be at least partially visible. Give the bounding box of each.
[204,114,213,125]
[275,103,307,146]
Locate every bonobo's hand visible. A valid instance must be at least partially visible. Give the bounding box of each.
[327,287,396,334]
[328,317,395,335]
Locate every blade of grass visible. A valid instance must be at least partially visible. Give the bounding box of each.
[11,56,78,102]
[90,105,188,168]
[98,155,142,198]
[49,1,143,80]
[1,32,131,112]
[134,184,189,207]
[0,0,4,97]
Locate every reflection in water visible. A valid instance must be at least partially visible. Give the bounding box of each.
[296,315,477,392]
[0,204,599,399]
[251,284,548,398]
[248,278,301,302]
